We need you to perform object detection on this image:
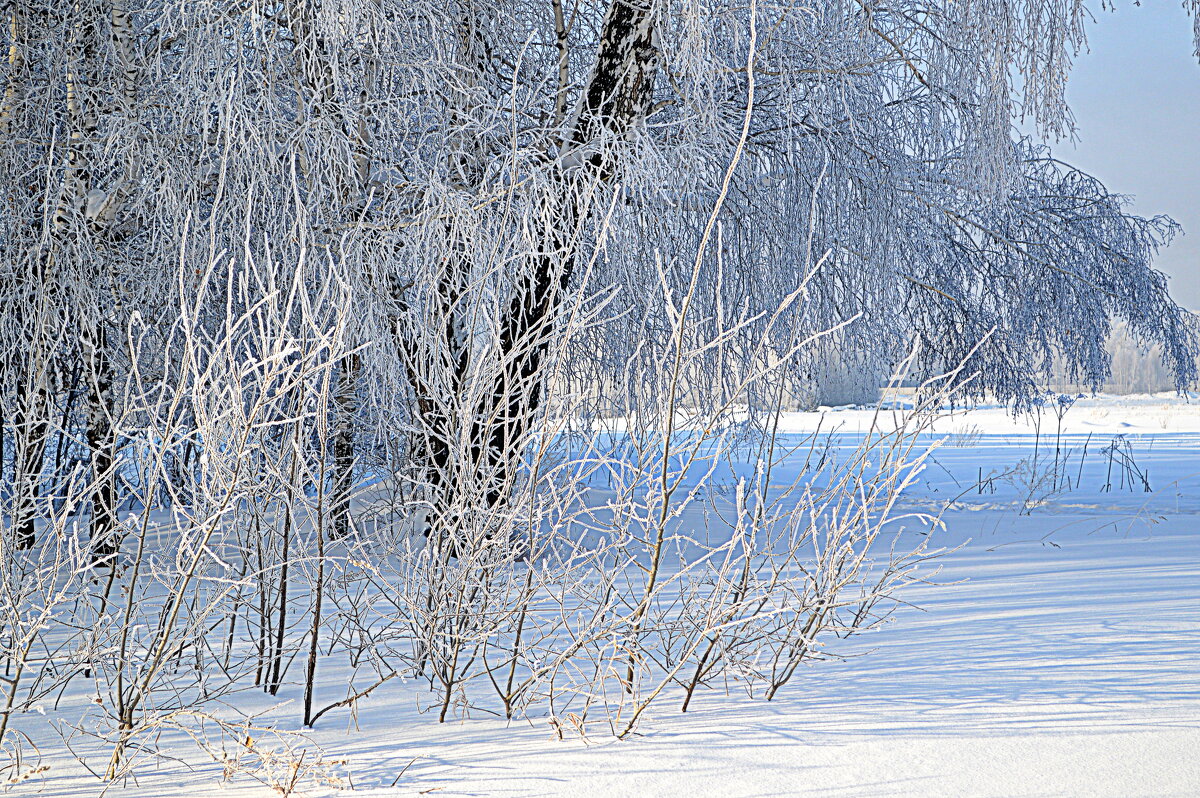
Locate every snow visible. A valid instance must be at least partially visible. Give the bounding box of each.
[785,391,1200,435]
[17,394,1200,796]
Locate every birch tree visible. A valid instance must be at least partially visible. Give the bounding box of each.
[0,0,1197,622]
[3,0,1200,781]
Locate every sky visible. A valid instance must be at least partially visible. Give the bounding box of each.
[1056,3,1200,310]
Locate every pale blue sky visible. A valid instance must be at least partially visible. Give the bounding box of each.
[1059,2,1200,310]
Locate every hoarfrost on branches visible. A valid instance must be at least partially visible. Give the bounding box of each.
[0,0,1198,785]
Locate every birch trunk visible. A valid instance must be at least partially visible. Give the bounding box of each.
[11,379,48,551]
[418,0,658,550]
[83,323,119,563]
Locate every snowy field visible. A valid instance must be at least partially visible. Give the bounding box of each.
[22,394,1200,797]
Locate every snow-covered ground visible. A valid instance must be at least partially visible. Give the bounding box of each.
[22,394,1200,797]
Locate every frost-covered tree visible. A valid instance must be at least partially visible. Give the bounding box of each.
[1,0,1198,548]
[4,2,1200,774]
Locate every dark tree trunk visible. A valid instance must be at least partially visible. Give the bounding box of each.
[409,0,658,552]
[11,378,49,551]
[331,352,359,539]
[83,324,119,565]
